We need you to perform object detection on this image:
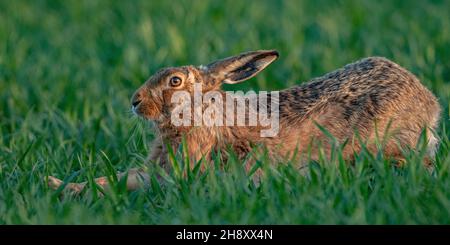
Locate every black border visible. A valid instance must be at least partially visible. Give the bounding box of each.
[0,225,449,243]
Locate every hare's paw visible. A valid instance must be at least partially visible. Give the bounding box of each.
[46,176,86,195]
[47,176,63,190]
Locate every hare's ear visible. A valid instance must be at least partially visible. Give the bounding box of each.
[205,50,279,84]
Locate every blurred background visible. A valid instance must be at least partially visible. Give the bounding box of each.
[0,0,449,224]
[2,0,449,150]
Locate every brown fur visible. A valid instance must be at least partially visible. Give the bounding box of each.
[48,50,441,194]
[133,52,440,170]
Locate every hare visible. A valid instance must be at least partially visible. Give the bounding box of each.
[48,50,441,194]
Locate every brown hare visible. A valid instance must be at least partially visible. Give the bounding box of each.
[48,50,441,194]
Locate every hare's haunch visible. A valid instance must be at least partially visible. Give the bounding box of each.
[49,50,441,194]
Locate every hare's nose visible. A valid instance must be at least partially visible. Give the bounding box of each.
[132,99,142,107]
[131,89,145,108]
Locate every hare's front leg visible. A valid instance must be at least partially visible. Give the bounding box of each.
[47,168,150,195]
[47,139,164,195]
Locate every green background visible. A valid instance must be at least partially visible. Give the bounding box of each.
[0,0,449,224]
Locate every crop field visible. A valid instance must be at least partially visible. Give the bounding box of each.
[0,0,449,224]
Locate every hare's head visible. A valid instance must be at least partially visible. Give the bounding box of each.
[131,50,279,121]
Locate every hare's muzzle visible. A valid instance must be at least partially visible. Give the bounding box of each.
[130,86,162,120]
[132,99,142,108]
[131,89,144,115]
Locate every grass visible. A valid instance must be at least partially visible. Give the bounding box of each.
[0,0,449,224]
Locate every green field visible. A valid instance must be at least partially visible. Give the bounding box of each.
[1,0,449,224]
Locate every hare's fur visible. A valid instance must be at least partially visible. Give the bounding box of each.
[48,50,441,193]
[132,52,440,169]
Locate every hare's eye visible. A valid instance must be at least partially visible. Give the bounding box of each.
[169,76,182,87]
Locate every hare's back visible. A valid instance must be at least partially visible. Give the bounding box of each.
[280,57,435,120]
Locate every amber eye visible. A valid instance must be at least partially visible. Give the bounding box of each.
[169,76,183,87]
